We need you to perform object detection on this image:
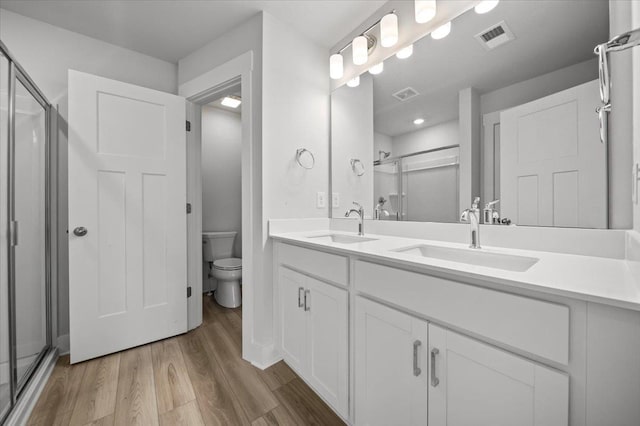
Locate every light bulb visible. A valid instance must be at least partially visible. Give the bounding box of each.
[415,0,437,24]
[475,0,499,14]
[380,13,398,47]
[369,62,384,75]
[413,118,425,125]
[353,36,368,66]
[431,21,451,40]
[396,44,413,59]
[347,76,360,88]
[329,54,343,80]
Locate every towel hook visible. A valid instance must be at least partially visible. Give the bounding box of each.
[296,148,315,169]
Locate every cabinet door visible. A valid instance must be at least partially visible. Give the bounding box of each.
[355,297,428,426]
[428,324,568,426]
[279,267,307,373]
[305,277,349,419]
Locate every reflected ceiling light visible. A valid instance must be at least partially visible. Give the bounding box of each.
[353,36,369,65]
[431,21,451,39]
[415,0,437,24]
[369,62,384,75]
[330,53,344,80]
[380,13,398,47]
[413,118,425,125]
[347,76,360,88]
[396,44,414,59]
[221,96,241,108]
[475,0,500,14]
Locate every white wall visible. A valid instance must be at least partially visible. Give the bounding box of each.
[331,74,374,213]
[0,9,178,342]
[633,1,640,233]
[374,132,392,159]
[201,105,242,257]
[393,119,459,157]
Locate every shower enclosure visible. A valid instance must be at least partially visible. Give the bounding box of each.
[1,41,55,424]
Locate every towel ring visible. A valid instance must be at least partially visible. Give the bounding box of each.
[351,158,365,176]
[296,148,315,169]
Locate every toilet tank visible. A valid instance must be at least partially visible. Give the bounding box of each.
[202,231,237,262]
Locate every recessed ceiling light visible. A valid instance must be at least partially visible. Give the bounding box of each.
[413,118,425,125]
[369,62,384,75]
[221,96,241,108]
[396,45,414,59]
[475,0,500,14]
[347,76,360,88]
[431,21,451,40]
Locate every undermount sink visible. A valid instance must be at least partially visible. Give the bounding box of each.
[392,244,539,272]
[306,233,378,244]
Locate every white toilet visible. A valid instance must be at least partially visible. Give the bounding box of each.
[202,231,242,308]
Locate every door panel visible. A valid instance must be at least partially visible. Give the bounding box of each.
[279,267,307,372]
[500,80,606,228]
[355,297,428,426]
[306,277,348,418]
[68,70,186,363]
[428,324,568,426]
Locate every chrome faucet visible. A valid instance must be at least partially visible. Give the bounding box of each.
[374,197,390,220]
[460,197,481,249]
[345,202,365,236]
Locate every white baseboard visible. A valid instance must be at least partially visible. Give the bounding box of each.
[4,348,57,426]
[56,334,69,355]
[247,342,281,370]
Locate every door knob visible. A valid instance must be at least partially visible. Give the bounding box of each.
[73,227,88,237]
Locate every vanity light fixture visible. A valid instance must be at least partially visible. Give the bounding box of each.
[221,96,241,108]
[347,76,360,87]
[369,62,384,75]
[475,0,500,14]
[415,0,437,24]
[380,13,398,47]
[330,53,344,79]
[413,118,425,125]
[396,44,414,59]
[431,21,451,40]
[353,35,369,65]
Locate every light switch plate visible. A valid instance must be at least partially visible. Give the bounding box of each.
[316,191,326,208]
[332,192,340,208]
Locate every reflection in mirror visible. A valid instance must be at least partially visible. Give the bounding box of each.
[331,0,611,228]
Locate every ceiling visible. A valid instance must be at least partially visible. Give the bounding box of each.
[0,0,386,63]
[370,0,609,137]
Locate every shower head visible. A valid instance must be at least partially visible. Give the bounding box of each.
[379,150,391,160]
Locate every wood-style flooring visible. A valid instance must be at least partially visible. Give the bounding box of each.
[28,297,345,425]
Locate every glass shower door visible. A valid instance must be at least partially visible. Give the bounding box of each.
[12,77,48,390]
[0,48,11,421]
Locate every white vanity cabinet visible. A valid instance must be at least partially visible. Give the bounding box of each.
[428,323,569,426]
[278,265,349,419]
[355,297,428,426]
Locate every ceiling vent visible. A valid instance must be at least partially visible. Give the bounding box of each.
[475,21,516,50]
[392,87,419,102]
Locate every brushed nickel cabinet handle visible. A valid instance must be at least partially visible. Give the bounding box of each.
[413,340,422,376]
[298,287,304,308]
[304,289,311,311]
[431,348,440,387]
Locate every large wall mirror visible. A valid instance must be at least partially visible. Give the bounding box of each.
[330,0,620,228]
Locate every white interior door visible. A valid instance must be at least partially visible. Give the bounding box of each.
[428,324,568,426]
[68,70,187,363]
[500,79,606,228]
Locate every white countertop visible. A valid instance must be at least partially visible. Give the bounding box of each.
[270,230,640,311]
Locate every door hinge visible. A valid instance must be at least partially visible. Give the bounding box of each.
[187,286,192,298]
[186,120,191,132]
[186,203,192,214]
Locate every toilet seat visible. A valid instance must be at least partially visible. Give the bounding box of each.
[213,257,242,271]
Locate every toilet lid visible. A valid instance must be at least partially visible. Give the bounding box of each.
[213,257,242,271]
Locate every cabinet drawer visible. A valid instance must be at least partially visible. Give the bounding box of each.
[355,260,569,365]
[278,243,348,286]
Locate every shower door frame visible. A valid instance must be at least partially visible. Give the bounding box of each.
[1,39,55,423]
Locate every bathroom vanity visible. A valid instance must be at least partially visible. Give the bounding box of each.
[270,228,640,426]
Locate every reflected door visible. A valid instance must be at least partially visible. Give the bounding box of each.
[500,80,606,228]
